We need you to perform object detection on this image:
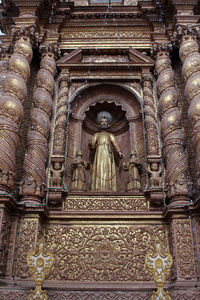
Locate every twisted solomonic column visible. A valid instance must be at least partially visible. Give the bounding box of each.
[53,70,69,156]
[20,43,58,204]
[0,26,35,193]
[154,43,189,204]
[142,73,160,157]
[174,25,200,190]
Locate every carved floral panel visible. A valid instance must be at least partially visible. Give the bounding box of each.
[15,218,39,279]
[172,219,197,280]
[44,224,168,281]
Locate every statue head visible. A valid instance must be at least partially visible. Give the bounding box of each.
[151,162,159,171]
[54,162,62,170]
[97,111,112,129]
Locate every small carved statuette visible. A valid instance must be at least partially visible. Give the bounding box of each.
[19,177,46,197]
[0,169,14,188]
[50,162,64,187]
[71,151,88,192]
[148,162,162,188]
[124,151,142,192]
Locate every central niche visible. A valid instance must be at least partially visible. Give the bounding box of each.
[82,101,129,192]
[65,83,145,193]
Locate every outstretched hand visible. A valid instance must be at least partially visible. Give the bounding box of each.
[119,151,124,159]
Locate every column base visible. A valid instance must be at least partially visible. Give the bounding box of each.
[168,195,190,206]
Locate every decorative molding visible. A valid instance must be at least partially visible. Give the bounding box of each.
[63,195,149,211]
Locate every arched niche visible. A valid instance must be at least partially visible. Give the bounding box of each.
[65,83,146,192]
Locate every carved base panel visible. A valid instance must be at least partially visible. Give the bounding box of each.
[0,287,200,300]
[63,195,150,212]
[44,224,168,281]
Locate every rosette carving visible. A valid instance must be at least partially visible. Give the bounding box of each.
[154,43,188,202]
[20,43,57,202]
[53,71,69,156]
[0,26,34,192]
[142,73,159,156]
[174,25,200,189]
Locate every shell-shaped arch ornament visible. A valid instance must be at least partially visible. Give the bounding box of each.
[145,242,173,300]
[27,239,54,300]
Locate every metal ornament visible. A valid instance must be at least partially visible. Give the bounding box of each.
[27,239,54,300]
[145,242,173,300]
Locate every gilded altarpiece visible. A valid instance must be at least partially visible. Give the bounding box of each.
[1,0,200,299]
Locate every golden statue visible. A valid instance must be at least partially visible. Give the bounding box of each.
[71,150,88,191]
[124,151,142,192]
[89,111,124,192]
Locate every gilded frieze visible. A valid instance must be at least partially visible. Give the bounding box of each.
[62,31,149,39]
[63,195,149,211]
[44,224,168,281]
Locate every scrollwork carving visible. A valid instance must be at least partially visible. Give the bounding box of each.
[63,195,149,211]
[15,219,39,279]
[44,224,168,281]
[170,219,197,280]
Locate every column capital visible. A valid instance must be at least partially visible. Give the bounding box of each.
[141,72,153,84]
[57,70,70,86]
[151,42,172,60]
[11,24,39,47]
[173,24,200,47]
[39,42,61,60]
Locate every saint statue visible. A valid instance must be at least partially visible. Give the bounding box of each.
[124,151,142,192]
[71,150,88,191]
[89,111,124,192]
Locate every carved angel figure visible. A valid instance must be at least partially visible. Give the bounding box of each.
[148,162,162,187]
[50,162,64,187]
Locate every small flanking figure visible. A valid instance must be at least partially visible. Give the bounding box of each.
[50,162,64,187]
[124,151,142,192]
[71,150,88,192]
[148,162,162,188]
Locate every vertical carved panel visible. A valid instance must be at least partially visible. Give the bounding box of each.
[15,218,39,279]
[0,209,11,276]
[170,219,197,281]
[65,120,76,190]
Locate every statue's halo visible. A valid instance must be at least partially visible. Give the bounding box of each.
[97,111,112,125]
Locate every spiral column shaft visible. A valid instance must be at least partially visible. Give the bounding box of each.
[0,28,33,192]
[53,71,69,156]
[178,28,200,189]
[155,45,188,203]
[142,73,159,156]
[20,45,57,203]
